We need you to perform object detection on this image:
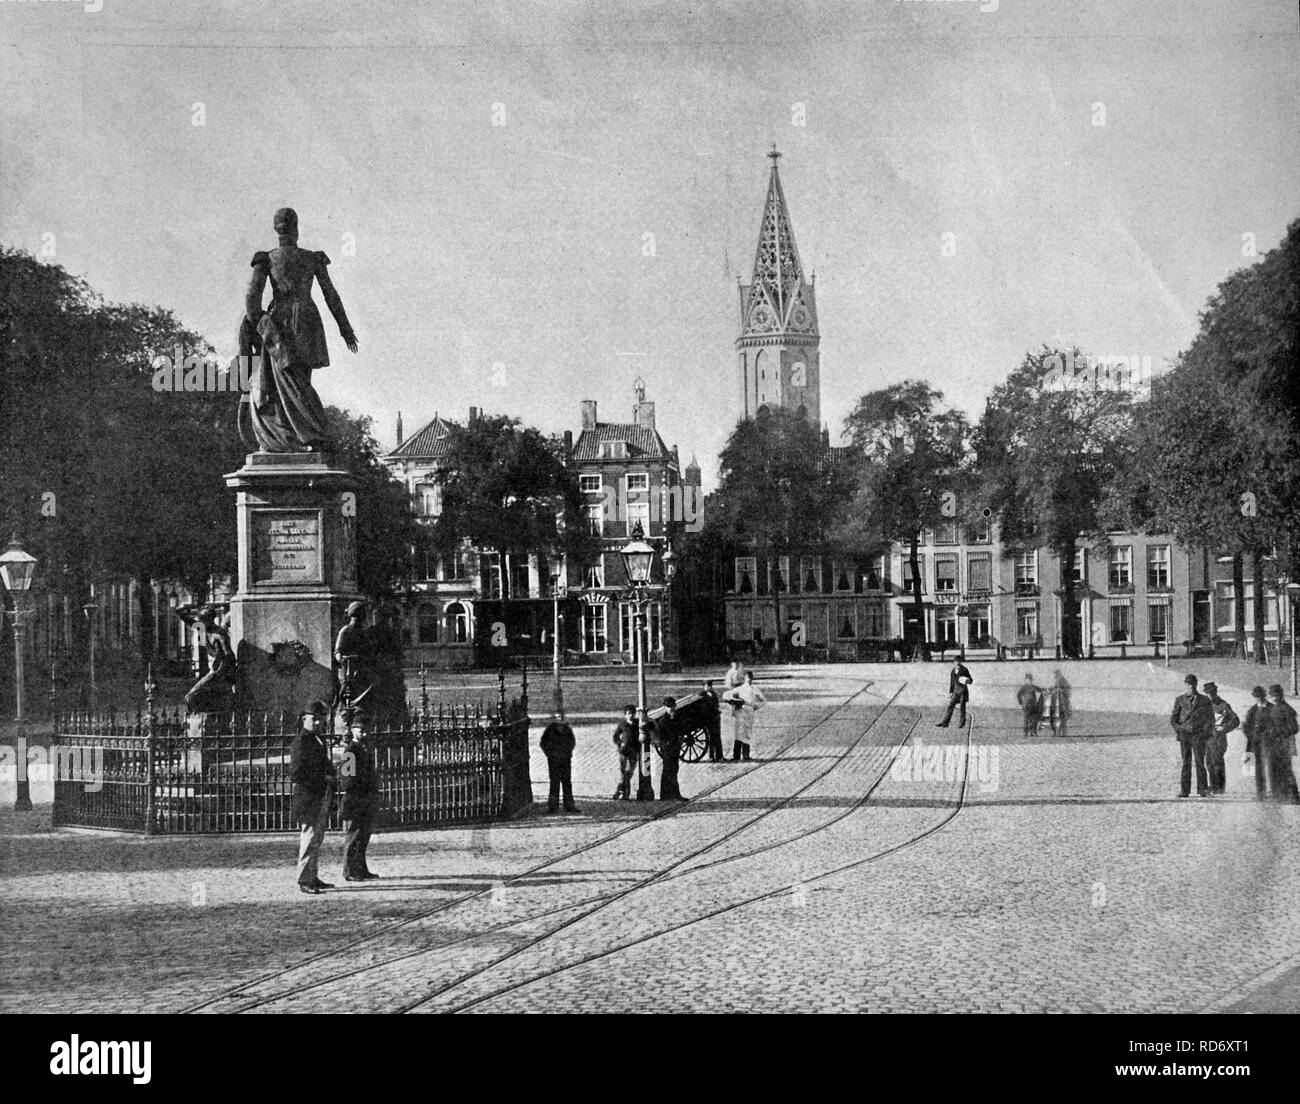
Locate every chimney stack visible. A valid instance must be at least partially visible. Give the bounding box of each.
[469,406,478,423]
[396,410,404,446]
[563,429,573,456]
[580,400,598,429]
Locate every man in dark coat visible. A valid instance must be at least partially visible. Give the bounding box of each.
[1202,682,1239,796]
[702,680,724,762]
[1242,685,1273,800]
[540,711,579,814]
[611,705,638,800]
[290,699,336,894]
[935,659,973,728]
[339,708,380,881]
[1170,673,1215,798]
[655,697,685,801]
[1016,674,1044,738]
[1265,684,1300,803]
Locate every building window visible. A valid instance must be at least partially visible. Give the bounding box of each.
[801,557,822,593]
[599,441,627,460]
[902,554,927,594]
[1148,602,1168,642]
[837,607,856,639]
[1016,604,1039,642]
[967,603,991,645]
[735,557,756,595]
[626,500,650,536]
[773,556,790,593]
[968,519,992,544]
[444,601,469,644]
[1014,550,1038,591]
[416,603,438,644]
[508,556,531,599]
[1109,603,1131,643]
[935,519,959,545]
[625,472,650,494]
[578,474,602,494]
[861,602,886,638]
[482,553,503,599]
[582,604,608,652]
[584,562,604,589]
[584,503,604,536]
[447,549,469,581]
[935,554,958,593]
[967,552,992,593]
[860,556,885,591]
[415,482,440,518]
[1071,547,1087,584]
[620,603,662,654]
[1147,545,1170,590]
[936,607,958,645]
[420,549,438,581]
[1109,545,1132,589]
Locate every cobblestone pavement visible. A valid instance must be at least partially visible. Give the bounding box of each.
[1,661,1297,1014]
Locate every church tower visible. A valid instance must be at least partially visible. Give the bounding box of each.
[736,147,820,425]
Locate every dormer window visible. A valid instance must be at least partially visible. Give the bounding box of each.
[599,441,628,460]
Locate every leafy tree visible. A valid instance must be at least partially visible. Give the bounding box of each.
[320,407,421,600]
[837,382,969,661]
[975,349,1135,658]
[708,408,855,660]
[427,413,595,582]
[1119,220,1300,661]
[0,248,243,662]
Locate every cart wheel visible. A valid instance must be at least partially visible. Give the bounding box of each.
[679,726,709,763]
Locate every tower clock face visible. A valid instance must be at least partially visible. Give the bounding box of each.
[750,304,775,330]
[791,361,807,387]
[793,307,810,329]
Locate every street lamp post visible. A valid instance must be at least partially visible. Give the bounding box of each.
[620,522,676,803]
[82,594,99,712]
[550,565,566,718]
[1287,582,1300,696]
[1,536,39,812]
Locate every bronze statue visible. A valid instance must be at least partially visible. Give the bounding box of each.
[238,208,358,453]
[184,606,238,714]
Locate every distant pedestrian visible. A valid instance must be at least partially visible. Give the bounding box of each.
[1016,674,1044,737]
[656,697,685,801]
[339,708,380,881]
[1202,682,1238,796]
[1265,684,1300,804]
[701,680,724,761]
[1170,673,1214,798]
[724,660,746,697]
[290,699,336,894]
[611,704,639,800]
[935,658,973,728]
[1242,685,1272,800]
[1048,669,1072,739]
[540,711,579,813]
[728,672,765,760]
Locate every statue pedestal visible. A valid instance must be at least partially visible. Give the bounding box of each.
[224,453,362,718]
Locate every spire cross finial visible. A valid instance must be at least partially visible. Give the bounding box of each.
[769,144,781,165]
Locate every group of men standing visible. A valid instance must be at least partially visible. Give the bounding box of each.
[1171,674,1299,801]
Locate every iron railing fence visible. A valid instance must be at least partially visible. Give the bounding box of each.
[52,695,529,834]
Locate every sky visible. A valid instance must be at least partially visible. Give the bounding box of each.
[3,0,1298,487]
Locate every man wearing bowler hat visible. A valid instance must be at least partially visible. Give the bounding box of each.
[339,706,381,880]
[291,699,337,894]
[1170,673,1215,798]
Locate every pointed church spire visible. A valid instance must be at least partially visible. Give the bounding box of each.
[740,149,816,338]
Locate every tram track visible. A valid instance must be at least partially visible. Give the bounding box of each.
[412,708,976,1014]
[179,674,893,1014]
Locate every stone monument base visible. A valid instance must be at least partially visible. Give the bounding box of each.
[224,452,362,719]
